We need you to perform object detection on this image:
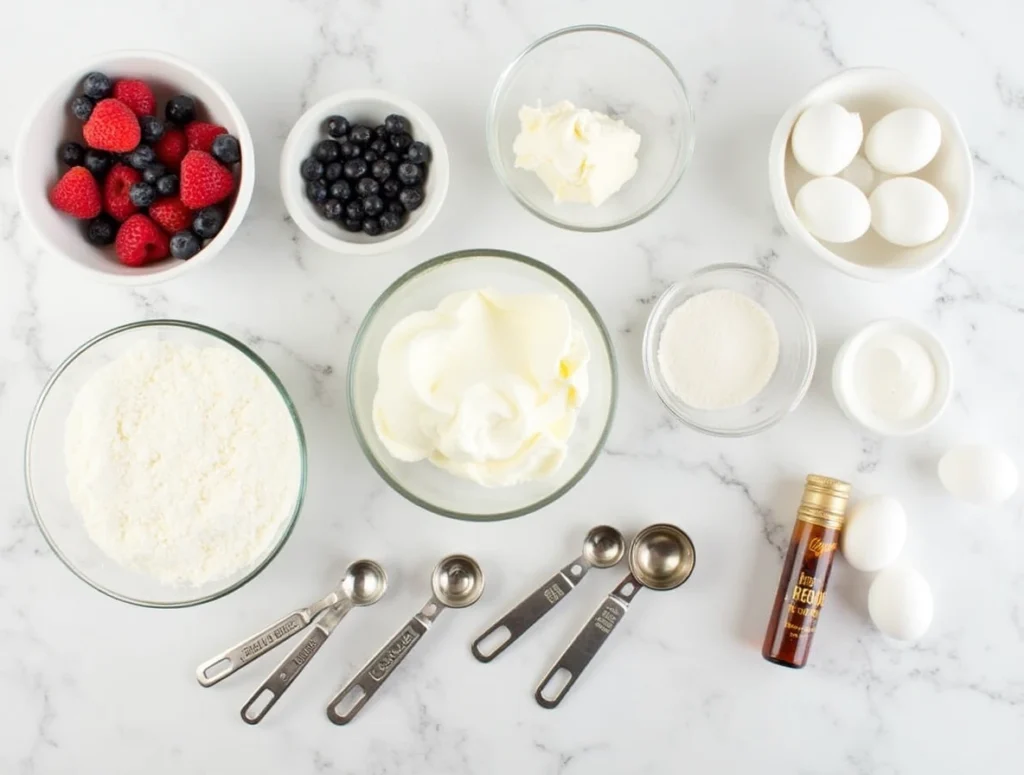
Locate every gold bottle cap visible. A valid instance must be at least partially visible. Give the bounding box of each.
[798,474,852,529]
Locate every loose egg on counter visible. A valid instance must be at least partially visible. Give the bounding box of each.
[864,107,942,175]
[794,176,871,243]
[790,102,864,176]
[938,444,1019,506]
[868,566,934,641]
[841,495,907,571]
[869,177,949,247]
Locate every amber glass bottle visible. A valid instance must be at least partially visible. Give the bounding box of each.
[762,474,851,669]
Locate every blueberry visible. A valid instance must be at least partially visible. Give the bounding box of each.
[362,195,384,217]
[397,162,423,186]
[362,217,383,236]
[142,164,167,184]
[314,139,341,163]
[399,186,424,211]
[85,214,117,245]
[339,142,360,159]
[345,199,365,220]
[373,125,388,139]
[381,178,401,199]
[156,174,179,197]
[128,145,156,170]
[349,125,373,145]
[165,95,196,126]
[71,95,94,121]
[324,162,343,182]
[300,157,325,181]
[379,210,403,232]
[211,134,241,165]
[129,182,156,208]
[306,180,328,204]
[60,141,85,167]
[326,115,350,138]
[343,158,368,180]
[329,180,354,201]
[83,149,112,179]
[140,115,165,144]
[387,200,406,217]
[170,230,201,259]
[389,132,413,152]
[356,177,379,197]
[369,139,388,156]
[341,218,363,232]
[383,151,400,165]
[406,141,432,165]
[192,207,225,239]
[384,114,410,135]
[82,72,112,100]
[363,150,378,164]
[322,199,343,220]
[370,159,392,182]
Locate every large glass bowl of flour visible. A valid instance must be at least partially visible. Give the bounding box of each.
[643,264,816,436]
[24,321,307,608]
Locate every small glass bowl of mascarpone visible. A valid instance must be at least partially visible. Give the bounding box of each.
[347,249,618,521]
[487,25,695,232]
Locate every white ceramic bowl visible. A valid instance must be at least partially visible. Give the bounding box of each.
[769,67,973,282]
[832,318,952,436]
[14,50,255,286]
[281,90,450,255]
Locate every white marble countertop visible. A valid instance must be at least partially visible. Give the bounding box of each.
[3,1,1023,773]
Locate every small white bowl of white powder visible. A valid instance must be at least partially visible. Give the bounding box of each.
[25,321,306,607]
[642,264,817,437]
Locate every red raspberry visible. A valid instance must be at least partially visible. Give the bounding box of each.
[148,196,192,234]
[115,214,170,266]
[112,79,156,117]
[154,127,187,169]
[185,121,226,153]
[180,150,235,209]
[82,99,140,153]
[48,167,101,219]
[103,163,142,221]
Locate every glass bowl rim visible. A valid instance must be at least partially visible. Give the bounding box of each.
[641,263,817,437]
[347,248,619,521]
[486,23,696,233]
[23,318,308,608]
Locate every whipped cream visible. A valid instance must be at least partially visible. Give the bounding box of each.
[372,289,590,487]
[512,100,641,207]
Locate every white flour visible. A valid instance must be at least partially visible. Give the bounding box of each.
[64,339,301,586]
[657,289,780,410]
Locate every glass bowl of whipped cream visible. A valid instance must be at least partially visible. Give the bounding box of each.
[487,25,695,232]
[348,249,618,520]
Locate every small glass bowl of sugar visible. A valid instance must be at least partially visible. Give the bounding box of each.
[642,264,817,437]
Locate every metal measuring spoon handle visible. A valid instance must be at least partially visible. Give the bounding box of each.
[326,597,445,725]
[471,556,591,663]
[534,573,642,709]
[240,597,354,724]
[196,589,340,687]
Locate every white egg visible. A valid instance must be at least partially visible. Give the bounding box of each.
[841,495,907,571]
[794,177,871,243]
[868,566,934,641]
[839,154,879,194]
[791,102,864,176]
[869,177,949,247]
[938,444,1019,506]
[864,108,942,175]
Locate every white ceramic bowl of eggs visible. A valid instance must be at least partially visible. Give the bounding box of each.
[769,68,973,282]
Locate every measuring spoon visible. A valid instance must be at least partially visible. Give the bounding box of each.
[326,554,484,725]
[471,525,625,662]
[535,524,695,709]
[240,559,387,724]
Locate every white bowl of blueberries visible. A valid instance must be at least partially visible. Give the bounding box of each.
[281,89,449,255]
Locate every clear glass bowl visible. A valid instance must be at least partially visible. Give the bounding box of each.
[642,264,816,436]
[348,249,618,521]
[24,321,307,608]
[487,25,695,232]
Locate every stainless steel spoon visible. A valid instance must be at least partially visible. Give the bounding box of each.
[471,525,625,662]
[326,554,485,725]
[240,559,387,725]
[535,524,695,709]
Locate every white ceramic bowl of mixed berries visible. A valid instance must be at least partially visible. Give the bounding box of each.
[281,90,449,256]
[15,51,254,285]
